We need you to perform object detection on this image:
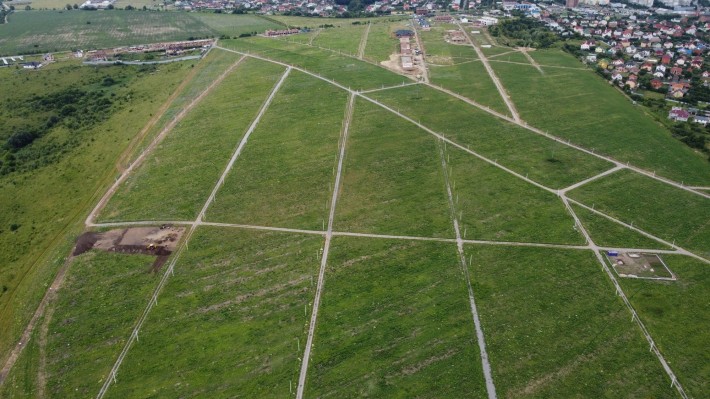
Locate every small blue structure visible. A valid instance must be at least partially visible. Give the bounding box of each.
[607,250,619,256]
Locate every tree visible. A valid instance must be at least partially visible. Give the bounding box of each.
[66,3,72,10]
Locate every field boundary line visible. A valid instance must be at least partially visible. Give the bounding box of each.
[439,140,497,399]
[487,59,587,70]
[308,28,321,46]
[423,82,710,199]
[519,49,544,74]
[359,81,420,94]
[560,165,624,194]
[213,47,710,262]
[95,67,291,399]
[568,199,710,264]
[85,55,248,227]
[486,50,522,59]
[456,21,520,122]
[357,22,371,60]
[296,92,356,399]
[560,195,689,399]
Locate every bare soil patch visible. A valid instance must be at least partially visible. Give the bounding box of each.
[74,226,184,273]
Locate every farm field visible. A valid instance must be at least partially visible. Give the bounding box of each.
[616,255,710,397]
[207,71,347,230]
[467,246,678,398]
[1,16,708,399]
[568,170,710,258]
[446,147,583,244]
[490,60,710,185]
[307,237,487,397]
[102,228,322,398]
[368,84,614,189]
[0,11,282,56]
[98,57,286,222]
[0,252,158,398]
[334,99,453,238]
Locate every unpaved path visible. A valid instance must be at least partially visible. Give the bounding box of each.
[456,22,520,122]
[439,142,497,399]
[357,22,371,60]
[0,257,74,386]
[518,48,544,74]
[296,92,355,399]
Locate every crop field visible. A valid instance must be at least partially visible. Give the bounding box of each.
[615,255,709,397]
[207,71,347,230]
[99,57,286,222]
[490,60,710,185]
[334,99,453,238]
[102,228,322,398]
[445,147,584,244]
[2,17,708,399]
[368,85,614,189]
[568,170,710,257]
[308,237,487,397]
[467,246,678,398]
[0,11,282,56]
[0,252,158,398]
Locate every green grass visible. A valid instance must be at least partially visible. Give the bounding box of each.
[487,50,530,64]
[221,37,409,91]
[429,60,509,116]
[0,60,193,366]
[447,146,584,244]
[189,13,283,37]
[103,227,321,398]
[617,255,709,397]
[364,21,407,64]
[99,57,287,222]
[529,48,586,68]
[419,26,477,63]
[0,251,159,397]
[568,170,710,258]
[467,245,678,398]
[334,99,453,238]
[307,237,487,397]
[311,24,366,55]
[367,85,614,189]
[490,60,710,185]
[206,71,347,230]
[571,203,672,250]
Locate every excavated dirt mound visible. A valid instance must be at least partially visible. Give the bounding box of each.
[73,226,185,273]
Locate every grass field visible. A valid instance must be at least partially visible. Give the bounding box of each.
[367,85,614,189]
[487,50,531,64]
[568,170,710,258]
[221,37,410,91]
[0,11,281,56]
[311,24,366,55]
[0,251,158,398]
[571,204,671,250]
[206,71,347,230]
[467,245,678,398]
[364,21,407,64]
[490,59,710,185]
[334,99,453,238]
[529,48,587,69]
[101,228,322,398]
[616,255,709,397]
[99,57,286,222]
[307,237,487,397]
[0,59,194,367]
[446,147,584,244]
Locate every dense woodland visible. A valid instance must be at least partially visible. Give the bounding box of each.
[489,16,559,48]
